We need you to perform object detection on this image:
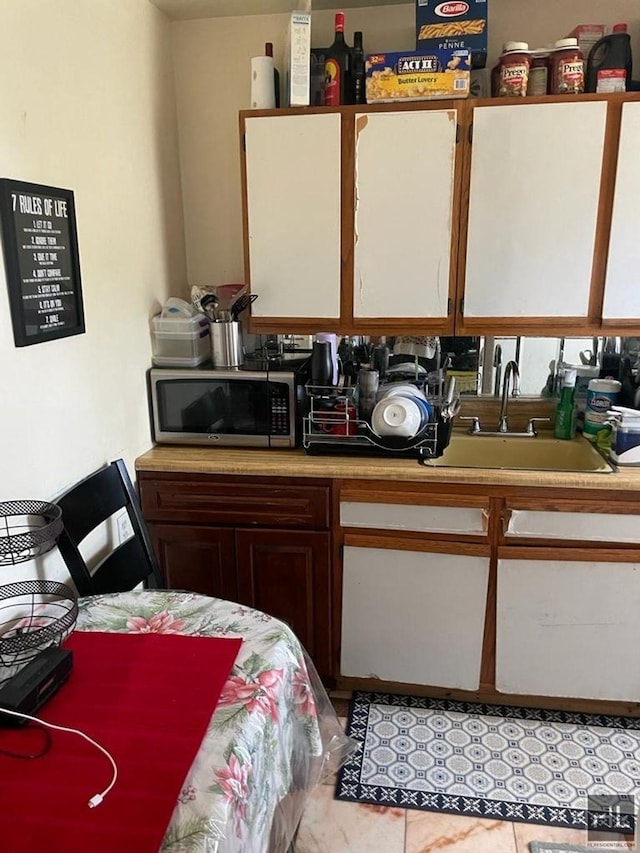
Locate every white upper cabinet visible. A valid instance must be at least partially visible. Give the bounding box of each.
[353,109,458,319]
[463,101,608,319]
[603,101,640,320]
[244,113,341,319]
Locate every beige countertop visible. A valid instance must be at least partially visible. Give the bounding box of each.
[135,444,640,492]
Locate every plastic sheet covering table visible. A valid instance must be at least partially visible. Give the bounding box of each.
[75,589,354,853]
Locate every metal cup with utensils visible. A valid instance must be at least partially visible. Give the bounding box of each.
[210,321,244,368]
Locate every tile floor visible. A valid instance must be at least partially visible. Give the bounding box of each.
[293,708,636,853]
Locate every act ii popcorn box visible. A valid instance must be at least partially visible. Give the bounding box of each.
[365,48,470,103]
[416,0,488,69]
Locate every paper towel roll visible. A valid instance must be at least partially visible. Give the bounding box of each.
[250,56,276,109]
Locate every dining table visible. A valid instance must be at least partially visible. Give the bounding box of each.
[1,588,353,853]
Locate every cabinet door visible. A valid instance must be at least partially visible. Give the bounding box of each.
[496,547,640,701]
[352,108,459,327]
[462,101,607,325]
[236,528,331,679]
[243,113,341,321]
[341,541,490,690]
[149,523,237,600]
[603,101,640,320]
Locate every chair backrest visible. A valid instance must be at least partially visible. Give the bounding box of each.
[55,459,163,596]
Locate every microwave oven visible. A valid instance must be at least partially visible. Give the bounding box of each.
[148,366,302,448]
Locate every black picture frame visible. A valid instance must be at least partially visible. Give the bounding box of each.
[0,178,85,347]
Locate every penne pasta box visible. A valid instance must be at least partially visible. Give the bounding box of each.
[416,0,488,69]
[365,48,470,103]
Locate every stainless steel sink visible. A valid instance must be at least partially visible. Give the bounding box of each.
[428,433,614,473]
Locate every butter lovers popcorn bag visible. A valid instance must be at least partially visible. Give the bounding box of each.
[365,49,470,103]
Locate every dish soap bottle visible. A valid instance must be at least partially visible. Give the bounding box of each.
[554,367,577,440]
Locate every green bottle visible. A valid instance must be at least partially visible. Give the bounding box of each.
[554,367,577,440]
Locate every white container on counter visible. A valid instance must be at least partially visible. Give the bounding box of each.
[150,313,210,367]
[609,407,640,465]
[583,378,621,439]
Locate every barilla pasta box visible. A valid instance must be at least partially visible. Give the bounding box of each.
[416,0,488,69]
[365,48,470,103]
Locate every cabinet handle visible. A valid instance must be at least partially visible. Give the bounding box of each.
[481,508,489,534]
[468,123,474,144]
[501,509,513,535]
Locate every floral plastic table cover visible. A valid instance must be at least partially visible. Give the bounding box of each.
[76,589,352,853]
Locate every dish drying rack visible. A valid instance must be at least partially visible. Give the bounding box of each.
[303,378,460,462]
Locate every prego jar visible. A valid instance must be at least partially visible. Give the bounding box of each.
[498,41,531,97]
[550,37,584,94]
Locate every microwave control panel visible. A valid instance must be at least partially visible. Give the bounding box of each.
[269,383,291,436]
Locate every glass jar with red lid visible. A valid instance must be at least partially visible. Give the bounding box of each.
[498,41,531,97]
[550,37,584,94]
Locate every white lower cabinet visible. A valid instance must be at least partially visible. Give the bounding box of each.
[496,552,640,702]
[341,544,490,690]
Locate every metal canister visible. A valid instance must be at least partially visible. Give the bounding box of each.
[210,321,244,368]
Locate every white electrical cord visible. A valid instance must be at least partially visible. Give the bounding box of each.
[0,706,118,807]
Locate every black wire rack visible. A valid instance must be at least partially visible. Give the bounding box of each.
[0,501,76,687]
[0,500,63,567]
[0,580,78,687]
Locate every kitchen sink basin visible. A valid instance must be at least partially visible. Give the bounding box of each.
[427,433,614,473]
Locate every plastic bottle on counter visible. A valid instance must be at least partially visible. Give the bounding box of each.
[585,23,633,93]
[497,42,531,97]
[554,368,577,440]
[550,38,584,94]
[583,377,621,441]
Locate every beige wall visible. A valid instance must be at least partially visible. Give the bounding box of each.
[171,0,640,289]
[0,0,186,582]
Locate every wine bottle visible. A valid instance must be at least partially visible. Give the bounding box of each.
[351,30,365,104]
[324,11,351,106]
[265,42,280,108]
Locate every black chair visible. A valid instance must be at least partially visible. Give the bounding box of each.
[55,459,163,596]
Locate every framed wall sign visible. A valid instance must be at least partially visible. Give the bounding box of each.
[0,178,85,347]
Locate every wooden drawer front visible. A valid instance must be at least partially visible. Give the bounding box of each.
[340,500,488,536]
[504,508,640,543]
[140,478,330,529]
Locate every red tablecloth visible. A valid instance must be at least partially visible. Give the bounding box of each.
[0,631,242,853]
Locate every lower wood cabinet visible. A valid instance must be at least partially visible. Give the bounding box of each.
[496,547,640,703]
[341,540,490,690]
[139,473,333,681]
[150,523,237,600]
[236,529,331,676]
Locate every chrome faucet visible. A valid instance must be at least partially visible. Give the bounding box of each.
[460,360,551,437]
[497,360,520,433]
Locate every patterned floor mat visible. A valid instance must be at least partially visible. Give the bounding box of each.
[335,691,640,833]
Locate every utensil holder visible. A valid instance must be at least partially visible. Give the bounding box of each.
[210,321,243,368]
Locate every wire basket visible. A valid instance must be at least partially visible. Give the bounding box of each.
[0,580,78,686]
[303,383,456,461]
[0,500,63,567]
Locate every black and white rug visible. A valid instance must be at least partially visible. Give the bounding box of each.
[335,691,640,834]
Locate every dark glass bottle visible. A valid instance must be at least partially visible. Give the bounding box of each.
[265,42,280,108]
[351,31,365,104]
[324,11,350,106]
